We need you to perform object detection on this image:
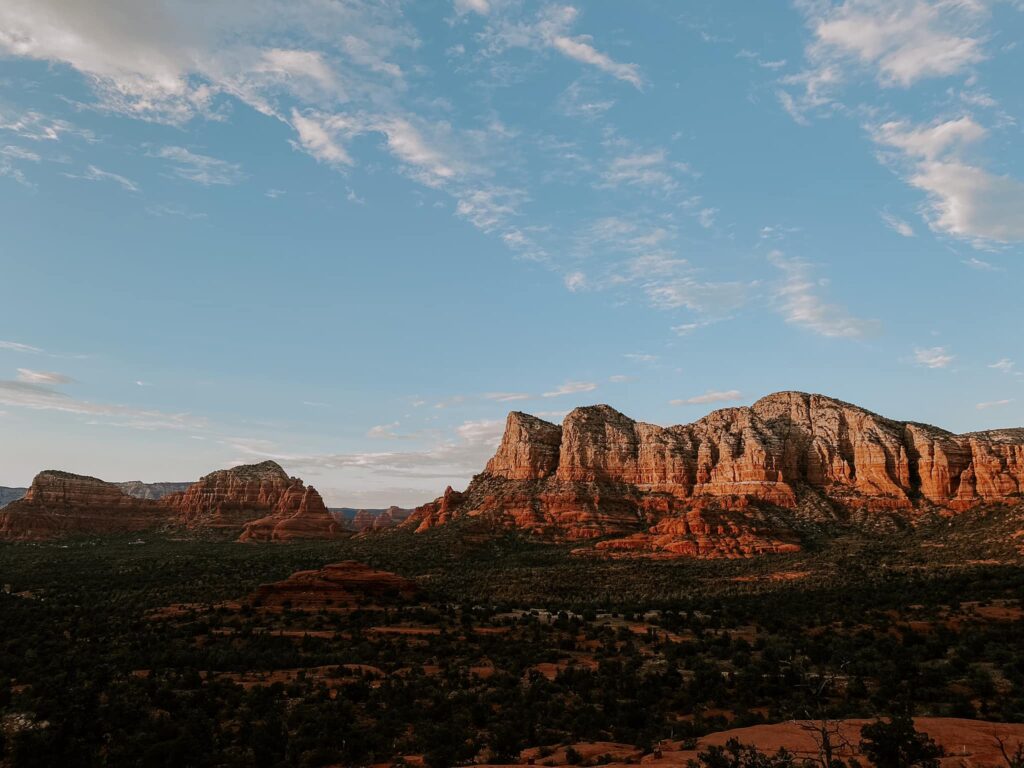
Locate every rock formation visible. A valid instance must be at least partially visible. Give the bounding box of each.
[405,392,1024,557]
[160,460,343,541]
[346,505,414,532]
[115,481,192,501]
[248,561,418,610]
[0,461,344,543]
[0,471,165,541]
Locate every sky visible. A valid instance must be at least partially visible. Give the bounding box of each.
[0,0,1022,506]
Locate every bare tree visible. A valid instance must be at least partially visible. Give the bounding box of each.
[996,736,1024,768]
[796,663,855,768]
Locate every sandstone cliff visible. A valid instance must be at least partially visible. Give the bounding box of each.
[159,460,341,541]
[0,471,165,541]
[405,392,1024,557]
[1,461,344,543]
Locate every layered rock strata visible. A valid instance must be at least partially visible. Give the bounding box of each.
[0,471,164,541]
[161,460,342,541]
[405,392,1024,557]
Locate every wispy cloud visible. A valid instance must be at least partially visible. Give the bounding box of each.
[769,252,879,338]
[0,379,204,431]
[156,146,245,186]
[16,368,75,385]
[670,389,742,406]
[976,398,1012,410]
[483,392,531,402]
[0,340,43,354]
[988,358,1015,374]
[872,117,1024,245]
[542,380,597,398]
[64,164,139,192]
[880,210,914,237]
[913,346,954,369]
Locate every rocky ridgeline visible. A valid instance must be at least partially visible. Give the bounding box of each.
[405,391,1024,558]
[0,461,343,543]
[0,471,167,541]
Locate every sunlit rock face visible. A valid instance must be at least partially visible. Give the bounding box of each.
[0,470,165,541]
[160,460,343,542]
[405,392,1024,558]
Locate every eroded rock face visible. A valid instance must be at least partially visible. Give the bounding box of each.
[0,462,346,543]
[0,471,165,541]
[249,561,418,611]
[238,484,343,542]
[405,392,1024,557]
[158,460,342,541]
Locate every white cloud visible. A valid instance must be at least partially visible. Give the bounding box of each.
[976,398,1012,410]
[16,368,74,385]
[600,150,677,190]
[288,110,463,188]
[156,146,245,186]
[962,257,1000,272]
[914,346,954,369]
[907,161,1024,243]
[564,271,586,292]
[367,422,402,438]
[624,353,658,363]
[0,111,94,142]
[0,379,204,431]
[608,374,632,383]
[644,277,748,315]
[542,380,597,398]
[480,5,643,88]
[226,416,505,480]
[0,340,42,354]
[289,110,353,166]
[880,211,914,237]
[810,0,987,87]
[0,0,413,123]
[769,252,879,338]
[548,34,643,88]
[65,164,139,192]
[873,116,986,160]
[989,358,1015,373]
[698,208,717,228]
[483,392,531,402]
[558,80,615,120]
[670,389,742,406]
[872,117,1024,244]
[454,0,491,15]
[0,144,40,186]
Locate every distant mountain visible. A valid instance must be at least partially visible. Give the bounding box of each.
[0,461,346,543]
[0,487,27,508]
[115,481,192,500]
[331,506,413,531]
[406,391,1024,558]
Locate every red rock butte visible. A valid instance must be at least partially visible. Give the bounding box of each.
[0,460,344,543]
[405,391,1024,558]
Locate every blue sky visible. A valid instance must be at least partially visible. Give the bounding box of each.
[0,0,1022,506]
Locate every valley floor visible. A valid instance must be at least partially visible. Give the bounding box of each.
[0,511,1022,767]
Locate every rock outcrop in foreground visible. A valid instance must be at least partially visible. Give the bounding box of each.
[249,561,418,611]
[0,461,344,543]
[0,471,164,541]
[405,392,1024,558]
